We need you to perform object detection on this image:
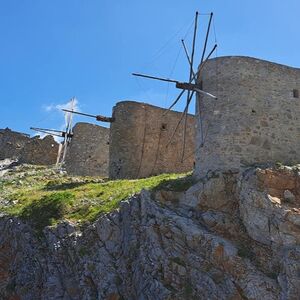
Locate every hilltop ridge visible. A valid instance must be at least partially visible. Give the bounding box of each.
[0,161,299,299]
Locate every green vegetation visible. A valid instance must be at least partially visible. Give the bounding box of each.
[0,164,192,233]
[20,192,75,232]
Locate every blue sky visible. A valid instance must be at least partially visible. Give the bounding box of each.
[0,0,299,135]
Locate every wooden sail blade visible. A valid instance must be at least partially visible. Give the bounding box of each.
[30,127,65,138]
[181,39,196,78]
[30,127,66,134]
[194,88,217,99]
[181,89,196,161]
[62,109,114,123]
[181,103,189,162]
[196,97,204,147]
[61,97,75,164]
[166,90,195,147]
[163,90,186,115]
[188,11,199,83]
[62,109,96,119]
[200,12,213,64]
[197,44,217,76]
[132,73,178,84]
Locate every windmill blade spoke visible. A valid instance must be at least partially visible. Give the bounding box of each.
[163,89,186,115]
[132,73,178,84]
[166,90,195,147]
[188,12,199,83]
[181,102,189,162]
[200,12,213,64]
[181,111,188,162]
[30,127,66,134]
[181,39,196,79]
[61,97,76,164]
[181,89,195,161]
[196,96,204,146]
[165,12,198,116]
[194,88,217,99]
[30,128,63,138]
[197,44,217,76]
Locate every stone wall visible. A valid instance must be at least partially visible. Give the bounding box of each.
[0,128,58,165]
[65,122,109,177]
[0,128,29,159]
[195,56,300,177]
[109,101,196,179]
[19,135,58,165]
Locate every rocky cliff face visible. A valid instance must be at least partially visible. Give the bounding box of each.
[0,165,299,299]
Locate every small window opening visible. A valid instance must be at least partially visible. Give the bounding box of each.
[161,123,167,131]
[293,89,299,98]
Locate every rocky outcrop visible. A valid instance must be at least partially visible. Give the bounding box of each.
[0,165,299,299]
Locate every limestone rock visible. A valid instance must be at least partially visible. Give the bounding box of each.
[239,168,300,247]
[0,164,300,299]
[283,190,296,203]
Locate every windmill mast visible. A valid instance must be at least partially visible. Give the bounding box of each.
[59,97,75,165]
[132,11,217,161]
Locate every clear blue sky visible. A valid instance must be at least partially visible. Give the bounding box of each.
[0,0,299,135]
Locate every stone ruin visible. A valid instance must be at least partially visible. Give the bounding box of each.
[0,128,59,165]
[109,101,196,179]
[65,122,109,177]
[4,56,298,179]
[0,100,197,178]
[65,101,196,178]
[195,56,300,178]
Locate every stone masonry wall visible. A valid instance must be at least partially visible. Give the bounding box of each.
[109,101,196,179]
[0,128,58,165]
[0,128,29,159]
[19,135,58,165]
[195,56,300,177]
[65,122,109,177]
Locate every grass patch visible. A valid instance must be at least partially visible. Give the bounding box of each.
[153,173,195,192]
[20,192,75,234]
[0,165,193,233]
